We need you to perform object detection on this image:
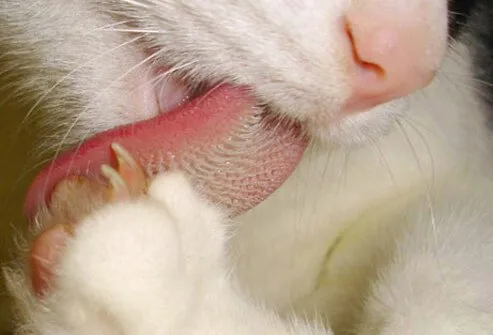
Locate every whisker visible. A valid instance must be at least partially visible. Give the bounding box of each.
[8,157,54,198]
[92,20,133,32]
[18,33,147,128]
[440,71,493,88]
[150,60,199,92]
[9,31,148,159]
[302,143,319,231]
[336,148,350,202]
[99,28,162,34]
[370,137,399,190]
[400,119,436,190]
[190,79,228,107]
[120,0,151,9]
[40,48,164,198]
[396,120,440,258]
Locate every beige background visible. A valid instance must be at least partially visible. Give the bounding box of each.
[0,93,40,333]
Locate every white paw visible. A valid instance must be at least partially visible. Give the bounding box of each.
[147,172,229,275]
[35,170,229,334]
[9,146,327,335]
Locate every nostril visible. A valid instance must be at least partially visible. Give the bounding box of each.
[341,3,447,113]
[342,14,436,112]
[344,19,385,80]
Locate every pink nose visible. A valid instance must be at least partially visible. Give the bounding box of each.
[343,8,443,112]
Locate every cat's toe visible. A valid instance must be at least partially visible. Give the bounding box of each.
[25,199,198,334]
[105,142,148,199]
[29,143,149,296]
[56,201,195,326]
[25,144,229,334]
[148,171,229,274]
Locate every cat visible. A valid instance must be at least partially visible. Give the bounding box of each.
[1,0,493,334]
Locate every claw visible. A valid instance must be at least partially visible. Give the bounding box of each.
[110,143,147,197]
[29,143,148,298]
[101,164,130,201]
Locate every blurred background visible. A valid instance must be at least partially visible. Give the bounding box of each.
[0,90,41,334]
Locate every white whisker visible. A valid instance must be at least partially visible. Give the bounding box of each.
[120,0,151,9]
[396,120,440,260]
[18,33,147,128]
[41,48,164,197]
[99,28,162,34]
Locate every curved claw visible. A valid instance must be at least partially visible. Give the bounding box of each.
[29,143,148,297]
[108,143,147,199]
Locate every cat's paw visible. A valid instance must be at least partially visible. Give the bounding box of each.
[8,145,330,335]
[24,144,229,334]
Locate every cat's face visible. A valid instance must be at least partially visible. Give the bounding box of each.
[24,0,449,146]
[3,0,465,215]
[101,0,448,144]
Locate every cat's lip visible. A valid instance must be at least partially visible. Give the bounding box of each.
[24,85,308,220]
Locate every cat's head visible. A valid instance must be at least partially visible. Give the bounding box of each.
[122,0,452,145]
[107,0,451,144]
[125,0,452,145]
[3,0,471,146]
[2,0,478,216]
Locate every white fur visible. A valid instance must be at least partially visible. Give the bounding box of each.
[2,0,493,334]
[8,173,331,334]
[0,0,447,145]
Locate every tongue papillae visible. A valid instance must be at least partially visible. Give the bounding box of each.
[25,85,308,221]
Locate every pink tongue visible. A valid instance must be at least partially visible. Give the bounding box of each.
[24,85,308,219]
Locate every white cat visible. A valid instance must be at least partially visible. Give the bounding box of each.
[2,0,493,334]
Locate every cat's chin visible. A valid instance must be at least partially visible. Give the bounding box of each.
[305,100,404,148]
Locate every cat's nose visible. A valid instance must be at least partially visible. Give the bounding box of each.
[342,7,446,112]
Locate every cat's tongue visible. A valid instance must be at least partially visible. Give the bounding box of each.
[24,85,308,220]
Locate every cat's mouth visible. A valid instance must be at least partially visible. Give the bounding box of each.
[24,79,309,221]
